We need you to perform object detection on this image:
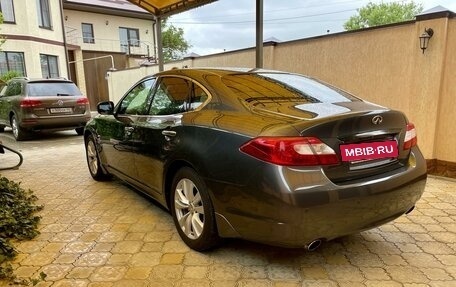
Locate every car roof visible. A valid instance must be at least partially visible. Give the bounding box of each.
[9,77,74,84]
[155,67,291,78]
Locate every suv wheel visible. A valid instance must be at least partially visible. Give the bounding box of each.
[11,115,28,141]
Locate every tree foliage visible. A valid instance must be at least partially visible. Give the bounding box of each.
[1,71,22,83]
[344,1,423,31]
[162,19,191,61]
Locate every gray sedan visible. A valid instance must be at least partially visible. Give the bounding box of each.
[84,68,427,251]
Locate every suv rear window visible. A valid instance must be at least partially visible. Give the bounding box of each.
[28,82,82,97]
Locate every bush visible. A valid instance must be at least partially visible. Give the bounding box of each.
[0,71,22,83]
[0,175,43,283]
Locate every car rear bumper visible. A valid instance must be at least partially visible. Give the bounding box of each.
[209,147,427,248]
[20,114,91,131]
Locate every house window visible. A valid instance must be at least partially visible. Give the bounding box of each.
[82,23,95,44]
[40,54,59,78]
[0,0,15,23]
[0,52,26,76]
[119,27,140,53]
[37,0,51,29]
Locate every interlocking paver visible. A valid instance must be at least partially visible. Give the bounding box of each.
[0,133,456,286]
[151,264,184,280]
[160,253,185,264]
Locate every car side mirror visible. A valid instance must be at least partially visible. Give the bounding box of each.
[97,101,114,115]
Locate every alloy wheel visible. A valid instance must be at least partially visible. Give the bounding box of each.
[11,116,18,139]
[86,139,99,176]
[174,178,205,240]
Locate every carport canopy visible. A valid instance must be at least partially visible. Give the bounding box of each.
[127,0,217,17]
[126,0,264,70]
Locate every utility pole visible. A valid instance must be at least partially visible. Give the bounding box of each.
[256,0,263,68]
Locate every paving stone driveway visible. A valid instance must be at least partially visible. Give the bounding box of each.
[0,134,455,287]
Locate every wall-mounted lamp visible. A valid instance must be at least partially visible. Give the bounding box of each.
[419,28,434,54]
[105,20,109,25]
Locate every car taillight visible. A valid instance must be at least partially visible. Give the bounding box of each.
[20,99,42,108]
[240,137,339,166]
[77,97,89,105]
[404,123,417,150]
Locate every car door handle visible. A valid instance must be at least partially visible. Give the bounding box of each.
[162,130,176,137]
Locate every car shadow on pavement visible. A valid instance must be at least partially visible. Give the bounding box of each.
[1,127,82,142]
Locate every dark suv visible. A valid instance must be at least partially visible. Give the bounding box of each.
[0,78,91,140]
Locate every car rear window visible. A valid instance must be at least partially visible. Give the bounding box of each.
[27,82,82,97]
[221,73,358,103]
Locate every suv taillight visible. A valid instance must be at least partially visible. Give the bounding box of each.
[77,97,89,105]
[20,99,42,108]
[240,137,339,166]
[404,123,417,150]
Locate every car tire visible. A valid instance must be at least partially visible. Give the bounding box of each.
[170,167,221,251]
[85,134,111,181]
[75,127,84,136]
[11,115,28,141]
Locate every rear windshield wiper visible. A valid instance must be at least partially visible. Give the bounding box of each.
[57,93,72,97]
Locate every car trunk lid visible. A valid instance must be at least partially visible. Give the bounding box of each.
[23,96,89,117]
[249,100,412,184]
[296,108,410,184]
[24,82,89,117]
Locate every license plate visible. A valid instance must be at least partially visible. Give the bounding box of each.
[50,108,72,113]
[340,140,398,162]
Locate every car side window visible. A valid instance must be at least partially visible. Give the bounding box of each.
[190,83,208,110]
[149,77,190,115]
[4,81,22,97]
[118,78,155,115]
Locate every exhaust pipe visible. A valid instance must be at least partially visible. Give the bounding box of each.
[305,239,322,252]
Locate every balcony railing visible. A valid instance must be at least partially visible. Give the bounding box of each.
[65,26,154,57]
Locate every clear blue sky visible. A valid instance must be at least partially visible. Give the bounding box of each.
[168,0,456,56]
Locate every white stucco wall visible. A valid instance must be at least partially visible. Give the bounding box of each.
[107,67,154,104]
[63,10,155,56]
[1,0,68,78]
[1,41,68,79]
[3,0,65,42]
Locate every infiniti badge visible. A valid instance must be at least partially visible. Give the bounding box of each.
[372,115,383,125]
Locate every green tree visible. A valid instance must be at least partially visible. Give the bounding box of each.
[162,19,191,61]
[344,1,423,30]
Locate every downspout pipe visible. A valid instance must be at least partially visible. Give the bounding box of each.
[59,0,71,78]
